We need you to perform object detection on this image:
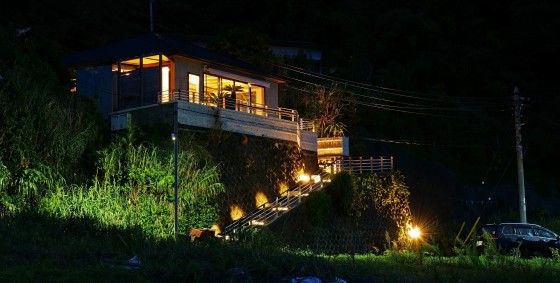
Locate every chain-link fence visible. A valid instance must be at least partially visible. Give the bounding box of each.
[266,203,398,255]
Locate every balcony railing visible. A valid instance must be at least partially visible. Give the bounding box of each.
[158,89,299,122]
[299,118,316,132]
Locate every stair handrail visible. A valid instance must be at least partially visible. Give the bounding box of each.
[220,169,329,237]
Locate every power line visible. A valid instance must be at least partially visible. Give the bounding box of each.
[275,61,507,102]
[349,136,503,148]
[285,81,508,118]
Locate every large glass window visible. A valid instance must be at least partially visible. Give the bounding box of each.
[161,66,170,102]
[116,55,171,108]
[188,74,200,103]
[251,84,265,115]
[204,74,265,114]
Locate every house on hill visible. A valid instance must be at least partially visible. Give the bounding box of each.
[64,32,318,154]
[63,32,392,237]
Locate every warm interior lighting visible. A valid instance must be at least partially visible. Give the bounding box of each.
[120,55,170,66]
[408,226,421,239]
[230,204,244,221]
[255,192,268,208]
[161,66,170,102]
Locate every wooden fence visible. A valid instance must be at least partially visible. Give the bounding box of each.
[326,156,393,174]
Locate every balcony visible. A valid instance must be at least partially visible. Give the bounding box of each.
[111,89,318,152]
[158,89,299,121]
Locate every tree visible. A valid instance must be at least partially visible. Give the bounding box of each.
[206,27,274,69]
[300,83,355,138]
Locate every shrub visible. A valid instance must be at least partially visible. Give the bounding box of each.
[324,171,356,217]
[305,191,332,227]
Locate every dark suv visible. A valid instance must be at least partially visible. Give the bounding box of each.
[476,223,560,258]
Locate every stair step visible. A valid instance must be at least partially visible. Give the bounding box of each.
[272,206,289,211]
[250,220,266,226]
[221,170,330,236]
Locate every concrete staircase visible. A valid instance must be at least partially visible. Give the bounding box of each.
[218,156,393,239]
[219,170,330,238]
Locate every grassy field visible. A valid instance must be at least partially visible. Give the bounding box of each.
[2,212,560,283]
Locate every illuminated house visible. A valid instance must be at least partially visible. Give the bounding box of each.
[64,32,317,152]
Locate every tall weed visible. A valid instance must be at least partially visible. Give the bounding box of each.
[40,128,224,239]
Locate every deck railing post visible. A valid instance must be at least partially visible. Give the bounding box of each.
[359,156,363,174]
[380,156,384,172]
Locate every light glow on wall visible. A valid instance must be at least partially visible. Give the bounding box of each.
[278,183,289,196]
[211,224,221,235]
[230,204,245,221]
[255,192,268,208]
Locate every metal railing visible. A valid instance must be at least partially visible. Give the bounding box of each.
[326,156,393,174]
[299,118,316,132]
[220,170,330,238]
[158,89,299,122]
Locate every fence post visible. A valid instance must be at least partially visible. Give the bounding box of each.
[298,186,302,203]
[380,156,384,172]
[359,156,363,174]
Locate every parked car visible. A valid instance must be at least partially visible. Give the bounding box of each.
[476,222,560,258]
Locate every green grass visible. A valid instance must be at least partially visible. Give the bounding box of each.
[2,212,560,283]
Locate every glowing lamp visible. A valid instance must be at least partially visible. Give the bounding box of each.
[408,226,421,239]
[311,174,321,183]
[298,174,310,183]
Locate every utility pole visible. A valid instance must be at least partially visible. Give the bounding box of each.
[149,0,154,32]
[513,87,527,223]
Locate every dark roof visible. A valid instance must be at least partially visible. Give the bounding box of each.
[63,32,285,82]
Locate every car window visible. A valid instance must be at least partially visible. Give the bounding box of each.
[513,227,533,236]
[501,225,513,235]
[534,228,554,238]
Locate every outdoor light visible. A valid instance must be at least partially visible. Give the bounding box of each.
[408,226,421,239]
[171,133,176,141]
[311,174,321,183]
[298,174,311,183]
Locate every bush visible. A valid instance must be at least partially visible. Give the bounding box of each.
[324,171,356,217]
[305,191,332,226]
